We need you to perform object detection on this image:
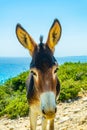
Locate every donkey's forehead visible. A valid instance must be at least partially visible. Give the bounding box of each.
[30,43,57,71]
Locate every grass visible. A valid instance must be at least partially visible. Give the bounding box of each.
[0,62,87,119]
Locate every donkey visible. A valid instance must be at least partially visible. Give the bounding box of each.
[16,19,62,130]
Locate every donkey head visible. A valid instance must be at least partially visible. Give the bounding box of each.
[16,19,61,119]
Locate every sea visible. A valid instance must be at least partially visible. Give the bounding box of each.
[0,56,87,84]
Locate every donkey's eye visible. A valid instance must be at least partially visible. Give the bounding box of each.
[31,71,37,76]
[54,67,58,73]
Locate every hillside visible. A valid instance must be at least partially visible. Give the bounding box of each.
[0,95,87,130]
[0,62,87,119]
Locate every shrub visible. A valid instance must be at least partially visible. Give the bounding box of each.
[58,62,87,101]
[5,71,29,91]
[3,95,29,119]
[0,91,29,119]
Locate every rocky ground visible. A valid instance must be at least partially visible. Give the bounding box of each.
[0,95,87,130]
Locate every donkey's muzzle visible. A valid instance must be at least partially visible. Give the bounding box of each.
[40,92,57,119]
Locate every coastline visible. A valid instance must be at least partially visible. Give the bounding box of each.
[0,56,87,84]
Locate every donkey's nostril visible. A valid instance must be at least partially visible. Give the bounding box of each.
[42,109,46,115]
[55,107,57,113]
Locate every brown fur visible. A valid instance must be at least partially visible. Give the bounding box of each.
[16,19,62,130]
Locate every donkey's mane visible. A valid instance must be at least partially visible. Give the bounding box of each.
[30,43,57,72]
[39,35,43,44]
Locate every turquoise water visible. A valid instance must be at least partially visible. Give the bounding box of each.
[0,57,30,84]
[0,56,87,84]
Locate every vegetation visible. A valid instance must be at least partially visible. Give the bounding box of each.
[0,62,87,119]
[58,62,87,101]
[0,71,29,119]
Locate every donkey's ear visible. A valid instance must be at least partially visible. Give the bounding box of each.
[26,73,34,100]
[56,78,60,97]
[46,19,62,53]
[16,24,37,56]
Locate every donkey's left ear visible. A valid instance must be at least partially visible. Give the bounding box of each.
[16,24,37,56]
[46,19,62,53]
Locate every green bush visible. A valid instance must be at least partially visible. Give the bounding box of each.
[58,62,87,101]
[5,71,29,91]
[4,95,29,119]
[59,80,80,101]
[0,71,29,118]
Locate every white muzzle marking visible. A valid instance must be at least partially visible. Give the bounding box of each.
[40,92,56,118]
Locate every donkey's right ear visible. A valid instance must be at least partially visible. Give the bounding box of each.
[16,24,37,56]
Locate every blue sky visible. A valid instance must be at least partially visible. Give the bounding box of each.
[0,0,87,57]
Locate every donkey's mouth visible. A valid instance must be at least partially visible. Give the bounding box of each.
[42,113,55,120]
